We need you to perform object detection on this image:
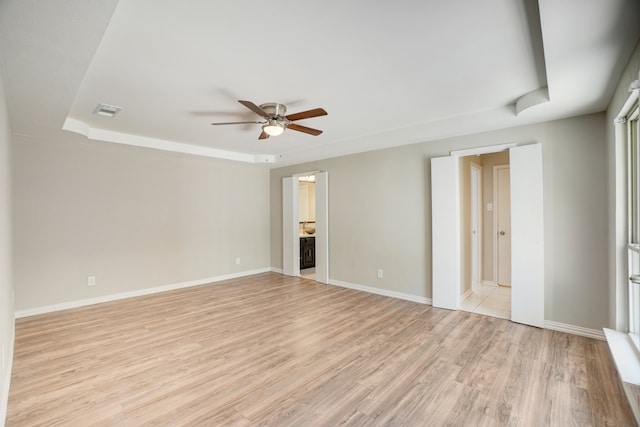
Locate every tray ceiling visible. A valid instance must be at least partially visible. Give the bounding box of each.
[1,0,638,166]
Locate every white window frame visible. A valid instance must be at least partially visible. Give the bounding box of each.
[605,72,640,400]
[626,104,639,350]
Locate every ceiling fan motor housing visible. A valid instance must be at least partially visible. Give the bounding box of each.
[260,103,287,119]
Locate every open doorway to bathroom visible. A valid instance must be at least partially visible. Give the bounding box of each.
[282,172,328,284]
[459,152,512,319]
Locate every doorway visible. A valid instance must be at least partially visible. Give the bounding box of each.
[282,172,329,284]
[431,143,544,328]
[459,155,512,320]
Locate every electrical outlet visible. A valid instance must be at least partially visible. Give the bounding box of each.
[87,276,96,286]
[377,269,384,279]
[235,257,241,265]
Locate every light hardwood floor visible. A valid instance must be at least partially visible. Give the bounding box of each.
[7,273,636,426]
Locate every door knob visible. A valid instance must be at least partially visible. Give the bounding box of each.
[499,231,506,236]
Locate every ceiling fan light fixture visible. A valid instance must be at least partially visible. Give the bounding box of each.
[263,122,285,136]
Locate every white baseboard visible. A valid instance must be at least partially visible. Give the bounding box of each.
[461,288,473,300]
[14,268,272,318]
[544,320,605,340]
[329,279,431,305]
[482,280,498,286]
[1,319,14,427]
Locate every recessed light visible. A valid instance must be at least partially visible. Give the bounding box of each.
[93,103,122,117]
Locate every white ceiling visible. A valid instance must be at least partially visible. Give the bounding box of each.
[1,0,638,167]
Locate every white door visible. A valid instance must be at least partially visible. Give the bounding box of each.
[315,172,329,284]
[509,144,544,327]
[470,164,482,286]
[431,156,460,310]
[495,166,511,287]
[282,177,300,277]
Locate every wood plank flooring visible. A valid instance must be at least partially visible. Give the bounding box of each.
[7,273,636,426]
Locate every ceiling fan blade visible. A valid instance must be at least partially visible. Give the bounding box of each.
[238,100,270,118]
[287,123,323,136]
[285,108,327,122]
[211,121,264,125]
[258,131,270,140]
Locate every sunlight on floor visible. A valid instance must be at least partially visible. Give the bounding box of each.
[460,283,511,319]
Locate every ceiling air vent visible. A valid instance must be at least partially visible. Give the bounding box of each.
[93,103,122,117]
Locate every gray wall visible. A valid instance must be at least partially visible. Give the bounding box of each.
[271,113,610,330]
[12,135,271,311]
[0,64,13,421]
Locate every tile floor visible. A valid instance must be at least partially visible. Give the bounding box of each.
[460,283,511,319]
[301,267,316,280]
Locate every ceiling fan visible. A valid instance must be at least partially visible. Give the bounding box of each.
[211,100,327,140]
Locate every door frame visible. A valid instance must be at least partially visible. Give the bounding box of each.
[282,171,329,284]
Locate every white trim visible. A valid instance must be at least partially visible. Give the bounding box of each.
[614,120,630,331]
[0,321,14,427]
[482,280,497,286]
[450,143,516,157]
[461,288,473,301]
[544,320,605,340]
[292,170,320,178]
[329,279,431,305]
[63,118,276,164]
[14,268,271,318]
